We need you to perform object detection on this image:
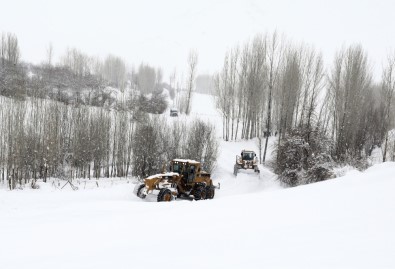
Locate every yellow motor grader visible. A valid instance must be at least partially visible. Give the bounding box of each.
[134,159,220,202]
[233,149,260,176]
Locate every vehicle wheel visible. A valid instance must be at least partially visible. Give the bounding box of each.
[233,165,238,176]
[157,188,172,202]
[194,185,207,200]
[136,184,146,199]
[205,186,215,199]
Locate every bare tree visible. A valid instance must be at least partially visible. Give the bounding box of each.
[277,47,301,139]
[0,32,20,65]
[263,32,283,163]
[134,63,157,94]
[215,52,230,140]
[382,52,395,161]
[6,33,20,65]
[300,48,325,134]
[328,45,372,161]
[102,55,126,89]
[46,43,53,67]
[0,33,6,66]
[183,119,218,172]
[185,50,198,115]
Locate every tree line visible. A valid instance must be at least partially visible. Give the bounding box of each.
[0,94,218,189]
[215,32,395,185]
[0,32,172,111]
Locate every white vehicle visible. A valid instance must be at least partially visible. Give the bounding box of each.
[234,149,260,176]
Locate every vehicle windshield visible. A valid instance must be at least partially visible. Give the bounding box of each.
[242,152,254,160]
[173,163,180,173]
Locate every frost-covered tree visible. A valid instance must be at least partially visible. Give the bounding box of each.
[0,32,20,65]
[272,127,333,186]
[131,118,167,178]
[183,119,218,172]
[381,52,395,161]
[61,48,91,77]
[185,50,198,115]
[134,63,158,94]
[327,45,373,161]
[262,32,283,162]
[102,55,126,89]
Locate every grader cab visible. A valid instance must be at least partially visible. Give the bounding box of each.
[135,159,219,202]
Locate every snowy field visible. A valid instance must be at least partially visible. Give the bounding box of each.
[1,93,395,269]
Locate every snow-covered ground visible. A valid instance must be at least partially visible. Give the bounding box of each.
[1,93,395,269]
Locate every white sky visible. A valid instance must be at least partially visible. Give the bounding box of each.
[1,0,394,81]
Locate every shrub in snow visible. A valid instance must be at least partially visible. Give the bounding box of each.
[138,93,168,114]
[304,156,333,184]
[331,147,370,171]
[272,128,334,186]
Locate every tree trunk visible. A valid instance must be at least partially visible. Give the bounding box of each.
[383,133,389,162]
[263,86,273,163]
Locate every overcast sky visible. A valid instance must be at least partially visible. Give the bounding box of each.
[1,0,394,81]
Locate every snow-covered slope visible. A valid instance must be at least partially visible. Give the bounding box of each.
[0,92,394,269]
[1,162,394,269]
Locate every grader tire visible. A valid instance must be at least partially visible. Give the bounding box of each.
[194,185,207,201]
[157,188,172,202]
[205,186,215,199]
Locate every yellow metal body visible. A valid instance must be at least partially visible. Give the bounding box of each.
[141,159,214,199]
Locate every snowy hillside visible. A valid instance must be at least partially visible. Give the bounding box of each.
[1,93,395,269]
[1,162,394,269]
